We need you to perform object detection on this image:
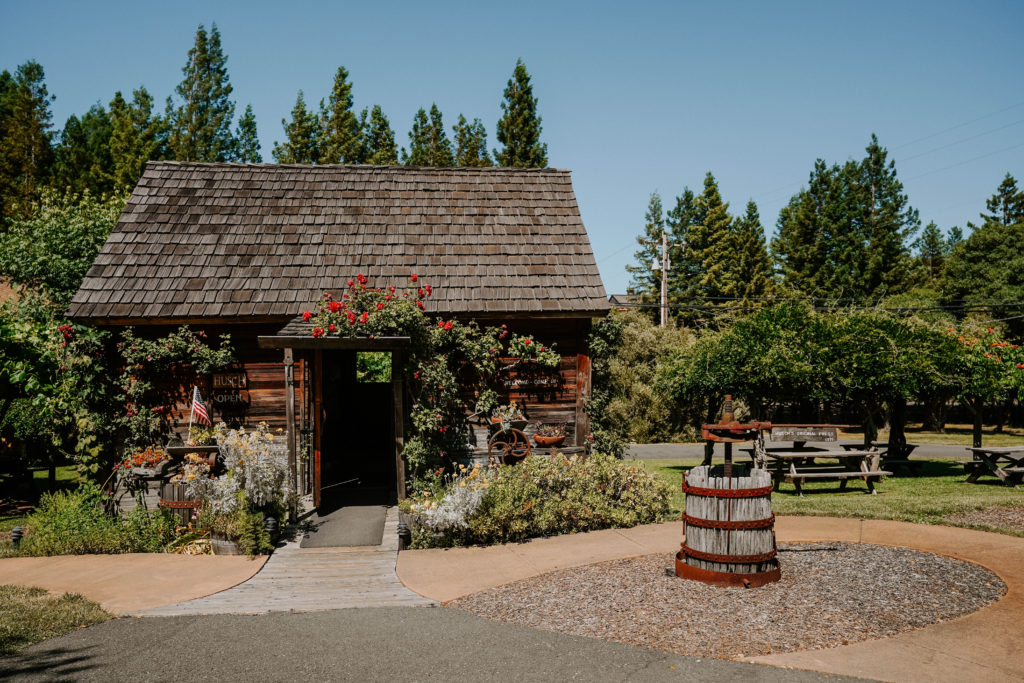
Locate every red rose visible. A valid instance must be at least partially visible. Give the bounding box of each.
[385,294,393,301]
[312,327,325,338]
[524,339,531,345]
[302,311,313,321]
[377,303,385,310]
[411,273,418,282]
[347,279,355,287]
[328,324,337,332]
[360,312,369,323]
[418,288,425,298]
[417,301,424,309]
[539,346,545,352]
[438,321,446,329]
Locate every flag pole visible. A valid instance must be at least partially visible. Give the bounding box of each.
[187,386,196,443]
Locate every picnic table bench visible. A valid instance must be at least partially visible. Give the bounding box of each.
[747,447,891,497]
[962,446,1024,485]
[841,441,923,474]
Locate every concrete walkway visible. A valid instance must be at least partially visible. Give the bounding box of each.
[0,553,265,614]
[134,506,435,615]
[397,517,1024,683]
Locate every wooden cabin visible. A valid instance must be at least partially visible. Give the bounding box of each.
[68,162,609,508]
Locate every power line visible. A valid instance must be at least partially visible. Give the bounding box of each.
[898,117,1024,164]
[905,140,1024,181]
[892,100,1024,151]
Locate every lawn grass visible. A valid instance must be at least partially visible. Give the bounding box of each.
[643,457,1024,537]
[0,585,112,655]
[667,424,1024,447]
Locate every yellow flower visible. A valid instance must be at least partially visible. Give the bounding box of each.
[266,433,274,441]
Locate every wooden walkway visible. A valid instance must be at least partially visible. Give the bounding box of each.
[134,507,436,616]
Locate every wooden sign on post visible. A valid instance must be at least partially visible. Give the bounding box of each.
[770,426,838,442]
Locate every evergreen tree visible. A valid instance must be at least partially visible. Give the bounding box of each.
[665,188,698,317]
[51,103,114,196]
[626,192,666,312]
[773,136,917,299]
[944,178,1024,336]
[318,66,363,164]
[402,105,454,166]
[235,104,261,162]
[364,105,397,165]
[685,172,734,305]
[494,59,547,167]
[947,225,965,248]
[272,91,321,164]
[109,88,165,189]
[167,24,237,162]
[856,134,919,295]
[453,114,492,166]
[0,61,54,218]
[971,173,1024,228]
[913,221,948,285]
[730,200,773,307]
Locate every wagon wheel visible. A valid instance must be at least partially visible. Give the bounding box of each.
[488,428,531,465]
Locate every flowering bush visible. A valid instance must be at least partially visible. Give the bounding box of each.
[121,445,167,470]
[183,422,290,514]
[400,454,671,547]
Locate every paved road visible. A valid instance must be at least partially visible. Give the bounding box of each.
[628,442,969,460]
[3,607,862,682]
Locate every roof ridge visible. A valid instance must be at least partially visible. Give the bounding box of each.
[144,161,572,174]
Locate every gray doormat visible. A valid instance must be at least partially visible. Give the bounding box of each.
[300,505,387,548]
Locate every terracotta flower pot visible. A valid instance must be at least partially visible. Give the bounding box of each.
[533,434,565,448]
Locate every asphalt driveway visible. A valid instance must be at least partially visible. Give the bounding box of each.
[2,607,859,682]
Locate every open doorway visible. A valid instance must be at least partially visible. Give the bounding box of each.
[319,350,396,510]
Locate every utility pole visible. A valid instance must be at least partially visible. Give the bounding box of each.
[660,230,669,327]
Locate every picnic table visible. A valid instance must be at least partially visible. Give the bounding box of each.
[758,447,891,497]
[841,441,922,474]
[963,446,1024,485]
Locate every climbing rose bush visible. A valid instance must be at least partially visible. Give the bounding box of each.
[304,274,562,479]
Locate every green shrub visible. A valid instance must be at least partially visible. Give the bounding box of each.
[405,453,672,547]
[17,486,177,556]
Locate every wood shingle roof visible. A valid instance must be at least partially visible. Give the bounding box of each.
[67,162,609,323]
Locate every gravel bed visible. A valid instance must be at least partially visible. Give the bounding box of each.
[946,506,1024,533]
[450,542,1005,660]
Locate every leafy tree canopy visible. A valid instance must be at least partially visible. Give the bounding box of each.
[494,59,547,168]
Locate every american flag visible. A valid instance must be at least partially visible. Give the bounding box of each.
[191,386,211,425]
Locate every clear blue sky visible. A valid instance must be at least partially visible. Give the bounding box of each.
[3,0,1022,294]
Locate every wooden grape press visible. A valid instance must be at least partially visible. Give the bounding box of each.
[675,396,781,587]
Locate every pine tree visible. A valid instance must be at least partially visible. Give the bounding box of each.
[856,134,919,296]
[686,172,734,304]
[364,105,397,165]
[494,59,547,167]
[167,24,237,162]
[947,225,965,247]
[773,136,917,300]
[913,221,947,284]
[109,88,165,189]
[626,192,666,312]
[730,200,772,308]
[51,103,114,196]
[402,105,453,166]
[272,91,321,163]
[235,104,261,162]
[318,66,363,164]
[665,188,698,311]
[972,173,1024,228]
[0,61,54,218]
[453,114,492,166]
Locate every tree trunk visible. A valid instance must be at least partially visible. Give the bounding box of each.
[969,398,984,448]
[888,398,908,457]
[862,404,879,448]
[921,396,947,432]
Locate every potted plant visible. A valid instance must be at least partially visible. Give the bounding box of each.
[490,402,527,431]
[533,423,566,448]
